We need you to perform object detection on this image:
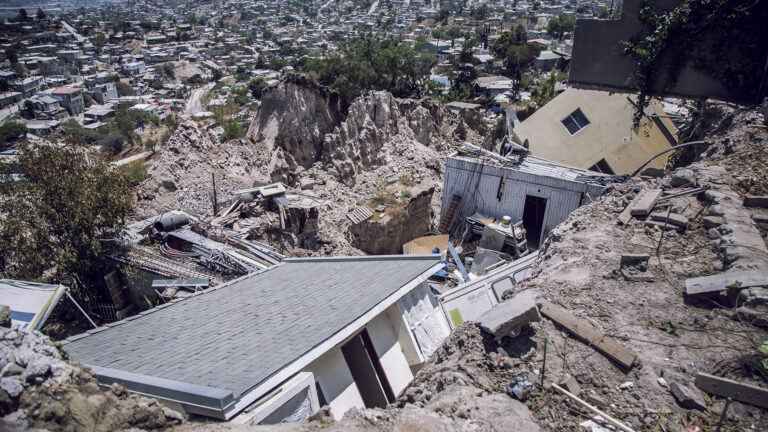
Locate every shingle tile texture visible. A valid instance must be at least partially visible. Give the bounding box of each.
[63,256,439,398]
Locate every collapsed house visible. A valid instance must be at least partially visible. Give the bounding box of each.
[439,144,607,250]
[103,207,285,317]
[511,88,678,174]
[61,255,451,424]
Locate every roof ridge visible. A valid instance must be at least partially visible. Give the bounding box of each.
[285,254,441,263]
[61,263,282,345]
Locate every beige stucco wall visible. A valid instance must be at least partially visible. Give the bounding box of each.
[513,88,677,174]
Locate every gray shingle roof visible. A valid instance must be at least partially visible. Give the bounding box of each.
[63,255,440,401]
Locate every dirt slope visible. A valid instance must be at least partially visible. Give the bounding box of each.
[135,74,490,256]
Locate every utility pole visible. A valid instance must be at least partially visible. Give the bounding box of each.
[211,172,219,215]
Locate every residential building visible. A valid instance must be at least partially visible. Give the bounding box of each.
[12,76,45,98]
[440,148,606,248]
[512,88,678,175]
[50,87,85,115]
[61,255,450,424]
[92,83,118,104]
[122,61,147,76]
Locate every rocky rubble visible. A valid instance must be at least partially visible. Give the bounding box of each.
[136,74,489,257]
[0,325,183,431]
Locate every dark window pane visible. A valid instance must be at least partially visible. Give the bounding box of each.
[561,116,580,134]
[572,108,590,128]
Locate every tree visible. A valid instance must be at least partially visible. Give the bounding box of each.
[248,78,268,99]
[472,5,490,20]
[0,122,27,150]
[546,13,576,40]
[0,141,132,280]
[449,41,479,99]
[220,121,245,142]
[36,8,46,20]
[17,9,28,22]
[492,25,540,79]
[5,47,18,65]
[115,81,133,96]
[531,68,558,107]
[23,100,35,118]
[211,68,223,82]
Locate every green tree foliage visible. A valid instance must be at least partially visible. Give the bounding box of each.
[0,141,132,280]
[622,0,768,125]
[220,121,245,142]
[438,4,453,22]
[472,4,490,20]
[127,160,147,183]
[492,25,540,79]
[115,81,133,96]
[248,78,268,99]
[546,13,576,40]
[448,41,479,100]
[99,132,126,154]
[299,38,434,109]
[0,122,27,150]
[531,68,558,107]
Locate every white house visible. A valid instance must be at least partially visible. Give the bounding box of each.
[62,255,451,425]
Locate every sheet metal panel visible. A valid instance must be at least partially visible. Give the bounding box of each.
[441,155,604,239]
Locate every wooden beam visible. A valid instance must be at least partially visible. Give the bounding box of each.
[685,270,768,296]
[694,373,768,409]
[538,300,637,369]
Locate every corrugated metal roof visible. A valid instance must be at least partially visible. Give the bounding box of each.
[450,152,603,182]
[63,255,441,401]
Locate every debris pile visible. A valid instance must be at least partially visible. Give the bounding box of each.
[0,325,183,431]
[136,74,490,257]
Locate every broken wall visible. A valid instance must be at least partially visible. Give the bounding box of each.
[350,187,435,255]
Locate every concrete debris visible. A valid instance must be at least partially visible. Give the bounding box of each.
[702,216,724,229]
[649,212,688,228]
[0,327,183,431]
[619,254,649,270]
[743,195,768,208]
[618,382,634,390]
[670,169,697,187]
[477,290,540,340]
[579,416,616,432]
[669,382,706,411]
[136,76,488,258]
[557,374,582,395]
[393,404,480,431]
[630,189,663,216]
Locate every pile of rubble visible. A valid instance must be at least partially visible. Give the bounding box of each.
[190,102,767,432]
[135,74,492,257]
[0,313,183,431]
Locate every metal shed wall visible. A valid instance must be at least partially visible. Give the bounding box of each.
[440,156,604,243]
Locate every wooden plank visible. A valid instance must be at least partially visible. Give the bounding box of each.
[618,187,646,225]
[694,373,768,409]
[538,300,638,369]
[630,188,663,216]
[685,270,768,295]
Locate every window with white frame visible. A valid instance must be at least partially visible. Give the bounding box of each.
[561,108,590,135]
